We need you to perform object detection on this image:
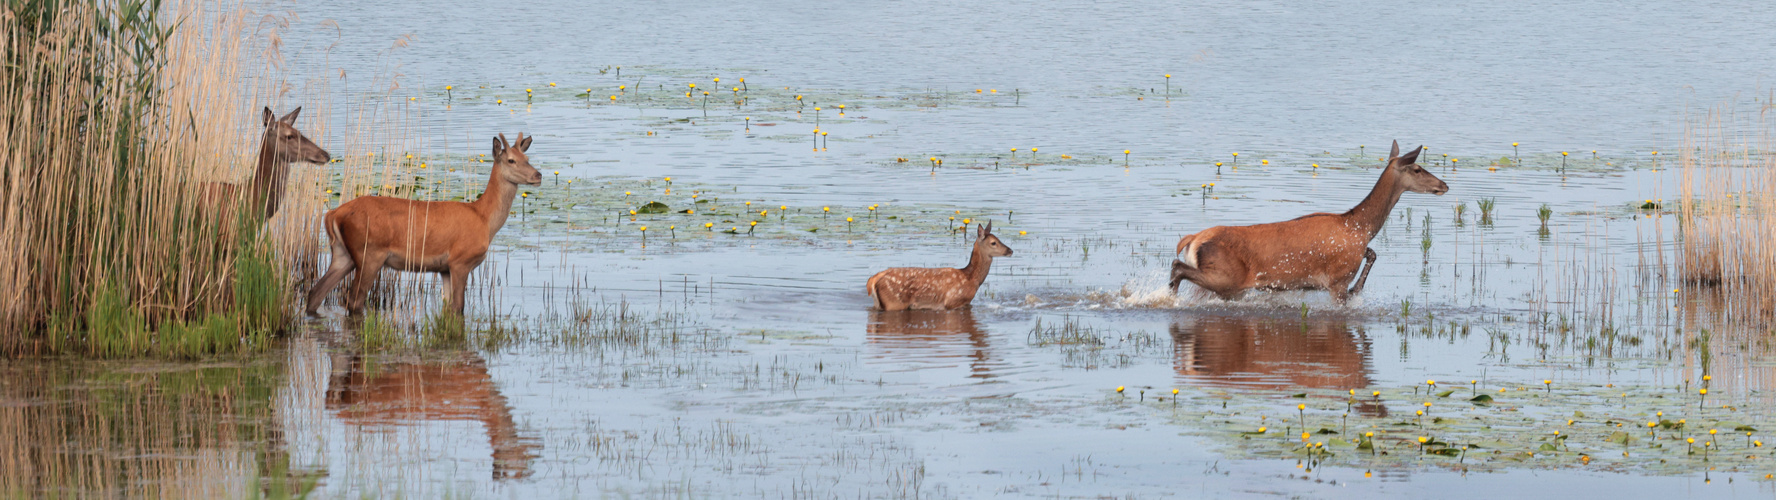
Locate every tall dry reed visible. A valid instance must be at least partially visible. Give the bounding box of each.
[1677,102,1776,323]
[0,0,331,356]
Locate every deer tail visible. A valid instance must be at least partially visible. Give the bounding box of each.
[865,271,887,309]
[1175,233,1205,269]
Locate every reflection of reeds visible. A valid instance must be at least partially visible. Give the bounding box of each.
[1677,104,1776,322]
[0,360,310,497]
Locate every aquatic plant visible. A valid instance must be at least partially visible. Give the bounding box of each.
[1478,197,1498,225]
[1128,378,1776,476]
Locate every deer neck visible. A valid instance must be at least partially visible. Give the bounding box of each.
[471,168,520,236]
[957,245,995,289]
[246,133,291,220]
[1343,166,1407,240]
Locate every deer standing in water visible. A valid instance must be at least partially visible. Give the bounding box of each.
[867,222,1013,310]
[306,133,542,316]
[200,107,332,222]
[1169,141,1447,303]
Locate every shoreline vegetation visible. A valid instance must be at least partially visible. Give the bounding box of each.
[0,0,343,357]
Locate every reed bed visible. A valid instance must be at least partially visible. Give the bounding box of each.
[1677,104,1776,323]
[0,0,279,356]
[0,0,426,356]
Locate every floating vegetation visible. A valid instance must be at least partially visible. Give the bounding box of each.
[1125,380,1776,475]
[433,66,1016,116]
[309,159,1016,253]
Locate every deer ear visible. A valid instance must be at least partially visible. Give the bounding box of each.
[1399,145,1423,165]
[262,107,275,126]
[278,107,301,125]
[492,135,506,157]
[1389,140,1400,159]
[976,223,986,239]
[985,220,993,235]
[516,133,533,152]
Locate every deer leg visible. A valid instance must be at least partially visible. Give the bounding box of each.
[306,251,355,316]
[445,264,472,315]
[343,250,388,314]
[1348,247,1379,296]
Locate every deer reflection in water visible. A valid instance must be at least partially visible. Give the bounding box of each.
[1170,313,1386,417]
[325,351,540,479]
[867,309,996,379]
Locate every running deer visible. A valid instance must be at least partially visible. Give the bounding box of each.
[306,133,542,316]
[1169,141,1447,303]
[326,351,540,479]
[200,107,332,222]
[866,222,1013,310]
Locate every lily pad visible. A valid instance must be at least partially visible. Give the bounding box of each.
[637,201,670,214]
[1469,394,1494,403]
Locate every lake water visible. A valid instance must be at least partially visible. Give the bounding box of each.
[9,0,1776,497]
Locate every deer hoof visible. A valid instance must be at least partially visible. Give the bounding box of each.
[1169,259,1191,293]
